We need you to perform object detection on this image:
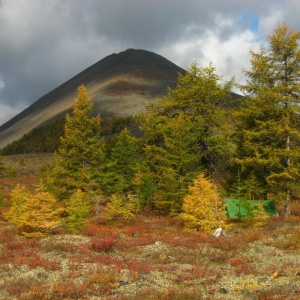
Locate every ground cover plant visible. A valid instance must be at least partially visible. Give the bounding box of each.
[0,156,299,299]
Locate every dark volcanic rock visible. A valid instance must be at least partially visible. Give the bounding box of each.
[0,49,185,149]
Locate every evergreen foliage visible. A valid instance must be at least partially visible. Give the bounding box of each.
[0,115,142,155]
[181,173,226,232]
[140,62,234,213]
[234,23,300,215]
[0,118,65,154]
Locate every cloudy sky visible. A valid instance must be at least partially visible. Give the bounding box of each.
[0,0,299,126]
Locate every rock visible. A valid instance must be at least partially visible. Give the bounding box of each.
[140,273,151,280]
[219,287,228,294]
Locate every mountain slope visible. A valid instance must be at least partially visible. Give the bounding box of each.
[0,49,185,149]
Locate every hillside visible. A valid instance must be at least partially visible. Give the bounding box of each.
[0,49,185,149]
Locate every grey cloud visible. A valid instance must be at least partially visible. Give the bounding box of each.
[0,0,299,126]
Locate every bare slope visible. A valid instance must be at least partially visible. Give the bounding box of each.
[0,49,185,149]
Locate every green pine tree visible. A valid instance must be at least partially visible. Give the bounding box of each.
[234,23,300,215]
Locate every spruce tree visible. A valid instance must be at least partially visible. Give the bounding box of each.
[141,63,234,213]
[234,23,300,215]
[48,85,106,200]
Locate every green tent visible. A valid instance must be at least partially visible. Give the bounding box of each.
[224,199,278,219]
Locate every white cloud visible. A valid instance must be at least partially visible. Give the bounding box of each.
[161,28,261,91]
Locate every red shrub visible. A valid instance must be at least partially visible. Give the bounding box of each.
[116,234,155,249]
[228,256,251,266]
[0,227,17,243]
[125,261,152,274]
[81,223,103,236]
[90,236,117,252]
[51,280,93,298]
[234,263,257,275]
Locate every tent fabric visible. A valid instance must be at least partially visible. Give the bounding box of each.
[224,199,278,219]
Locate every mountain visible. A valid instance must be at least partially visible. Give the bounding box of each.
[0,49,186,149]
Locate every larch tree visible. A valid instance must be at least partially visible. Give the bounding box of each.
[48,85,106,200]
[234,23,300,215]
[4,184,30,228]
[140,62,234,214]
[65,189,91,233]
[107,128,141,194]
[181,173,226,232]
[5,184,62,237]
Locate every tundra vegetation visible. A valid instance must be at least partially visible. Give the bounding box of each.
[0,23,299,299]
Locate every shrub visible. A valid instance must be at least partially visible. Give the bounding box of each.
[90,236,117,252]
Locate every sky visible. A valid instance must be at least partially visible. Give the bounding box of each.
[0,0,299,126]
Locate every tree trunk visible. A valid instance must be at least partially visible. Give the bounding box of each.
[284,134,291,216]
[284,188,291,216]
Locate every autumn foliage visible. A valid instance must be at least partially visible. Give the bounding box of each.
[181,173,226,232]
[4,184,62,237]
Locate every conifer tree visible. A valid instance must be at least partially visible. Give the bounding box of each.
[48,85,106,200]
[65,189,91,233]
[103,128,140,194]
[252,202,268,228]
[181,173,226,232]
[5,184,62,237]
[141,63,234,213]
[234,23,300,215]
[4,184,29,228]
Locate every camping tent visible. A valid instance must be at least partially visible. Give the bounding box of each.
[224,199,278,219]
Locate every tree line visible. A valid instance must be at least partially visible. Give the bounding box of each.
[3,23,300,236]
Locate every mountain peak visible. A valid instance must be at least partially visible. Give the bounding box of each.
[0,49,185,149]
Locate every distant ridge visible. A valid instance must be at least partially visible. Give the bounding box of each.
[0,49,186,149]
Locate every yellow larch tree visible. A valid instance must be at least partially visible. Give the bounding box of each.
[5,184,62,237]
[181,173,226,232]
[4,184,30,228]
